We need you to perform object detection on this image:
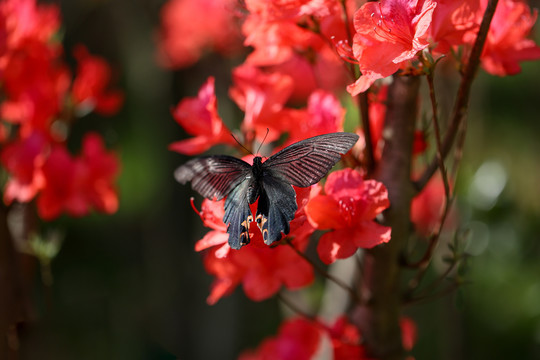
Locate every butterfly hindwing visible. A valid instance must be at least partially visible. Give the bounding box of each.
[262,132,359,187]
[175,155,251,200]
[223,178,254,249]
[256,176,297,245]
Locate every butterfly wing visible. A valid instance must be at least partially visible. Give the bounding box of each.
[256,176,297,245]
[261,132,359,187]
[223,178,254,249]
[175,155,252,200]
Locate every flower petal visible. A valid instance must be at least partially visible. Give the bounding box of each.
[317,228,359,264]
[305,195,343,229]
[195,230,229,252]
[352,221,392,249]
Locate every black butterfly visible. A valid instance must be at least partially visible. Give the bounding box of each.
[175,132,359,250]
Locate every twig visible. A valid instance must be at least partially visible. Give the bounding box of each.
[400,72,454,276]
[403,279,467,306]
[359,92,375,175]
[414,0,499,191]
[337,0,374,174]
[285,239,362,304]
[276,292,316,321]
[426,72,450,199]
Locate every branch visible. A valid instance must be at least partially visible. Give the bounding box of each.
[277,292,316,321]
[357,75,421,359]
[0,204,26,357]
[426,72,450,199]
[285,239,362,304]
[414,0,499,191]
[336,0,375,173]
[359,92,375,175]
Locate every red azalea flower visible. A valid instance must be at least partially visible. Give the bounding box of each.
[428,0,480,55]
[37,133,119,220]
[281,90,345,146]
[229,65,294,142]
[80,132,120,215]
[71,45,124,116]
[241,2,349,100]
[400,317,418,352]
[37,144,86,219]
[192,176,316,304]
[0,123,6,143]
[157,0,242,69]
[240,316,373,360]
[169,77,236,155]
[411,172,455,237]
[306,168,391,264]
[0,0,60,67]
[328,316,367,359]
[0,131,47,204]
[239,318,322,360]
[0,38,70,136]
[480,0,540,76]
[242,0,335,67]
[347,0,437,95]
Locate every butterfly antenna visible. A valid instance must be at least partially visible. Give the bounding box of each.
[255,128,270,155]
[230,132,253,155]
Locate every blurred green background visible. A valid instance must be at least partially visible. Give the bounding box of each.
[17,0,540,359]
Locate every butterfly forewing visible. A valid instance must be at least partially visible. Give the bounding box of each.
[175,155,251,200]
[262,132,359,187]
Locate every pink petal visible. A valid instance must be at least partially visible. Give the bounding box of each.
[305,195,343,229]
[317,228,359,264]
[324,168,364,196]
[195,230,229,252]
[352,221,392,249]
[242,269,281,301]
[168,136,212,155]
[207,278,236,305]
[355,180,391,220]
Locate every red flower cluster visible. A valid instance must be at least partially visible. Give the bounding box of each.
[192,165,316,304]
[157,0,243,68]
[239,316,417,360]
[163,0,539,356]
[345,0,540,94]
[480,0,540,75]
[169,75,390,300]
[0,0,122,220]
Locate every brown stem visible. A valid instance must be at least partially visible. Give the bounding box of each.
[355,75,420,360]
[0,204,26,358]
[359,92,375,175]
[415,0,499,191]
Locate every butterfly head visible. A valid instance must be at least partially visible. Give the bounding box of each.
[252,156,263,167]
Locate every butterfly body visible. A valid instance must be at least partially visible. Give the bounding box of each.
[176,132,359,249]
[246,156,264,204]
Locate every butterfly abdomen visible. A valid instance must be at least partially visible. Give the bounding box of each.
[247,156,265,204]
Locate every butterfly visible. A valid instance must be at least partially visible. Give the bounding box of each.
[175,132,359,250]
